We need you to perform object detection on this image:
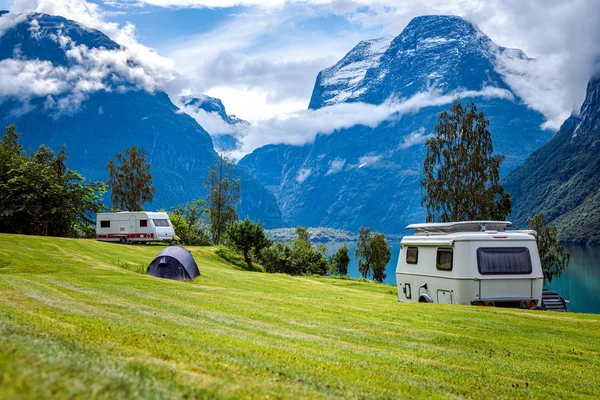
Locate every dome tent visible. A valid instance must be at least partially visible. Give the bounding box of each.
[147,246,200,280]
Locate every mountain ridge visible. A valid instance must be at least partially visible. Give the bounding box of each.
[504,73,600,244]
[240,14,552,233]
[0,11,283,227]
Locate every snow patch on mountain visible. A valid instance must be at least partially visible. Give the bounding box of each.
[296,168,312,184]
[317,36,393,106]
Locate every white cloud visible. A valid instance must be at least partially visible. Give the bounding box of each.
[2,1,176,115]
[235,86,514,155]
[11,0,119,33]
[164,6,359,121]
[358,154,381,167]
[113,0,287,7]
[326,157,346,175]
[159,0,599,129]
[296,167,312,183]
[399,127,430,149]
[333,0,600,128]
[178,103,235,135]
[0,59,68,98]
[205,86,310,122]
[6,0,600,134]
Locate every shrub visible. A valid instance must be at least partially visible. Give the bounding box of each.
[226,218,271,268]
[259,227,328,276]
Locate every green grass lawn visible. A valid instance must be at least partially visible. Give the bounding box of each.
[0,234,598,399]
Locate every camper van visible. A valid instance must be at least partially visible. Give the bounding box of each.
[396,221,544,309]
[96,212,176,244]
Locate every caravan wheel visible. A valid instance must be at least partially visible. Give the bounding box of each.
[119,236,128,244]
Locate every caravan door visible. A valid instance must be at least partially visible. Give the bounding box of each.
[129,215,136,234]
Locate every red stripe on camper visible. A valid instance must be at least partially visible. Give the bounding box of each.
[96,233,155,239]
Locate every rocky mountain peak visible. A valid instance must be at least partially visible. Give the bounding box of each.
[180,94,246,126]
[573,71,600,141]
[309,15,512,110]
[0,12,119,64]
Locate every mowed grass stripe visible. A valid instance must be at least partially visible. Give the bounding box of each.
[0,233,598,399]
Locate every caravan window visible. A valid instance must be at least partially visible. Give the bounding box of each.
[140,220,148,228]
[153,219,170,227]
[406,247,418,264]
[436,249,453,271]
[477,247,532,275]
[100,220,110,228]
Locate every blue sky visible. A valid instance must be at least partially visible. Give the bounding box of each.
[3,0,600,130]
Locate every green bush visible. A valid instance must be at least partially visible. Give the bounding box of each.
[259,227,329,276]
[168,200,212,246]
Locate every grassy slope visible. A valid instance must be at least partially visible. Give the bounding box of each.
[0,234,598,399]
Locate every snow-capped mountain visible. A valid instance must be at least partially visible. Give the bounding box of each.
[180,95,247,126]
[179,95,248,151]
[0,11,283,227]
[240,15,553,233]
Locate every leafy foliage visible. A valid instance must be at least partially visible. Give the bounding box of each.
[0,125,105,237]
[355,227,391,282]
[329,244,350,276]
[528,214,570,283]
[259,240,294,274]
[371,233,391,283]
[226,218,271,268]
[168,200,211,246]
[205,153,240,245]
[259,227,328,276]
[421,101,511,222]
[106,146,155,211]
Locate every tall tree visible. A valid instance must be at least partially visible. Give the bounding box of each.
[227,218,271,267]
[356,228,392,282]
[421,101,511,222]
[205,152,240,245]
[371,233,391,283]
[329,244,351,276]
[106,146,154,211]
[528,214,570,283]
[355,227,373,279]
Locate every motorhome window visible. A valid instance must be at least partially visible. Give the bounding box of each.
[477,247,532,275]
[406,247,418,264]
[100,220,110,228]
[140,220,148,227]
[153,219,170,227]
[436,249,453,271]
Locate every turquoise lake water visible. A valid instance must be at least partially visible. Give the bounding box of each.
[325,243,600,314]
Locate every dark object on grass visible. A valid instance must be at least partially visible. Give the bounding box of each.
[147,246,200,280]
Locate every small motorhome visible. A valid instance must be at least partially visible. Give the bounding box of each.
[96,212,176,244]
[396,221,544,309]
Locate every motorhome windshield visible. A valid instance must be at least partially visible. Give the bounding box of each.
[477,247,532,275]
[153,219,170,227]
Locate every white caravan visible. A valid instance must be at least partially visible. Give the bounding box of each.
[96,212,176,244]
[396,221,544,309]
